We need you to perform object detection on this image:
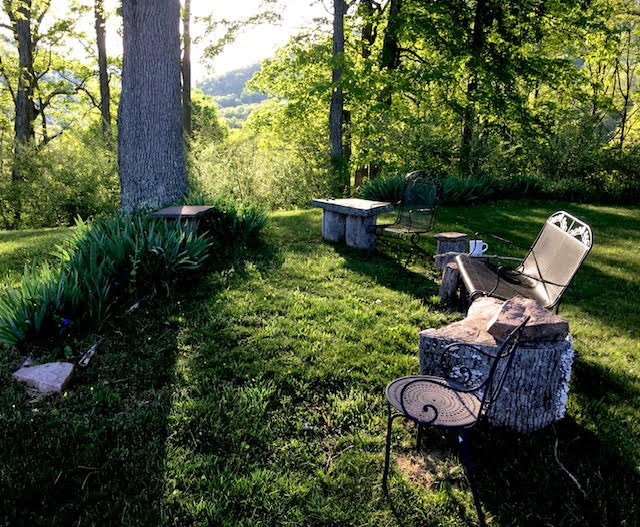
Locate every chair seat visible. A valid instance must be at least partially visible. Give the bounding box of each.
[386,375,482,428]
[381,226,425,235]
[456,254,550,307]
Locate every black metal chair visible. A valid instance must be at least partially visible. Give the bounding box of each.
[382,317,530,526]
[456,211,593,311]
[373,171,439,264]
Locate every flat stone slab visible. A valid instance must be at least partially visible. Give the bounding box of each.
[487,296,569,342]
[150,205,215,219]
[311,198,393,217]
[12,362,74,393]
[434,232,468,242]
[423,297,504,346]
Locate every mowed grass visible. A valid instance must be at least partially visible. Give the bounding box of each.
[0,201,638,526]
[0,227,72,291]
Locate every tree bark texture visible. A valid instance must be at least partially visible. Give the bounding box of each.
[419,328,574,433]
[118,0,187,214]
[94,0,111,141]
[460,0,491,177]
[330,0,345,162]
[381,0,402,71]
[182,0,192,135]
[330,0,348,194]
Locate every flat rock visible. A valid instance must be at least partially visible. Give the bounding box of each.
[421,297,504,346]
[12,362,74,393]
[487,296,569,342]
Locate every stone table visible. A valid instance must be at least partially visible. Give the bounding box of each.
[419,296,574,433]
[311,198,393,249]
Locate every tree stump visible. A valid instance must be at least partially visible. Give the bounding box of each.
[434,232,468,270]
[418,297,574,433]
[439,262,460,303]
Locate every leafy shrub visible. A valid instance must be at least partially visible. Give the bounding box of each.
[358,175,404,203]
[181,193,269,243]
[0,215,211,346]
[0,126,119,230]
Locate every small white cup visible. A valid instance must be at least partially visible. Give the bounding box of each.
[469,239,488,256]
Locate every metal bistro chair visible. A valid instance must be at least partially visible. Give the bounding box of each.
[373,171,439,264]
[382,317,530,526]
[456,211,593,312]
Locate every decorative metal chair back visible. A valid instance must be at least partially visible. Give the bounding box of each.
[395,171,439,232]
[517,211,592,308]
[439,316,530,420]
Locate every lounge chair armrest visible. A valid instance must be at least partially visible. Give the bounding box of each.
[473,231,530,251]
[498,268,570,288]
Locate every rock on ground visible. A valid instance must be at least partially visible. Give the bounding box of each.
[12,362,74,393]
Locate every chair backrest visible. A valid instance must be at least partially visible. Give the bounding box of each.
[519,211,592,308]
[439,316,529,417]
[396,171,439,231]
[480,316,530,412]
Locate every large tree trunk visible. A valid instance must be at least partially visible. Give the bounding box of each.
[329,0,348,194]
[354,0,378,185]
[182,0,192,136]
[459,0,491,177]
[94,0,111,142]
[6,0,37,227]
[118,0,188,213]
[13,0,36,153]
[381,0,402,72]
[380,0,402,106]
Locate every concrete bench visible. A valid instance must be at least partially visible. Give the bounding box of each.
[311,198,393,250]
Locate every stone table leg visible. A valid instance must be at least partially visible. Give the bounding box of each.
[345,215,376,249]
[322,210,346,242]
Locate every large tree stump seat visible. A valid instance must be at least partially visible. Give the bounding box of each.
[419,296,574,433]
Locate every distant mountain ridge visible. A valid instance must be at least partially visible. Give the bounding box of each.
[197,63,266,109]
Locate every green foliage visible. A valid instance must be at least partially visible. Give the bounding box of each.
[181,193,269,244]
[188,119,331,210]
[0,126,119,229]
[358,174,404,203]
[0,215,211,346]
[190,89,229,141]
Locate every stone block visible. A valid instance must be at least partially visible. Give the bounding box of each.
[487,295,569,342]
[12,362,74,393]
[434,232,467,270]
[345,214,376,249]
[322,210,346,242]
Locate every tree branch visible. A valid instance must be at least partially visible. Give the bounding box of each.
[0,54,16,104]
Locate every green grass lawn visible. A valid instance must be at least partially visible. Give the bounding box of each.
[0,201,638,526]
[0,227,72,291]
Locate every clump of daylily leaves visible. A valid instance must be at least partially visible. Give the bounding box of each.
[0,214,210,347]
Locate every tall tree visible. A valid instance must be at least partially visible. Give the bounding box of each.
[118,0,187,213]
[459,0,492,177]
[330,0,348,193]
[94,0,111,141]
[182,0,192,135]
[3,0,39,165]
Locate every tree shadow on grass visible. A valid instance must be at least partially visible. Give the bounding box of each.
[334,243,441,303]
[384,356,640,526]
[0,240,281,526]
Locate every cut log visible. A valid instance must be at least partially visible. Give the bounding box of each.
[419,297,574,433]
[434,232,468,270]
[439,262,461,303]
